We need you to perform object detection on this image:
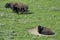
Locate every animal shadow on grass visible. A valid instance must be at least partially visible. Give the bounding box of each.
[20,11,33,15]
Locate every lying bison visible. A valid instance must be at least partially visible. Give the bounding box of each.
[38,25,55,35]
[5,2,29,14]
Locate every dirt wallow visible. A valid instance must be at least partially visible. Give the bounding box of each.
[27,25,55,37]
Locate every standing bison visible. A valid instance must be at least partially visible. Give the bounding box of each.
[5,2,29,14]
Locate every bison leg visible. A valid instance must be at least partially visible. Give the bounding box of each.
[20,8,28,14]
[12,6,19,14]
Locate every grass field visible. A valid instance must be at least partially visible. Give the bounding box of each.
[0,0,60,40]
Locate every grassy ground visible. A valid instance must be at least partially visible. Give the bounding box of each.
[0,0,60,40]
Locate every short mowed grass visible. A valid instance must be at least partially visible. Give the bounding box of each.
[0,0,60,40]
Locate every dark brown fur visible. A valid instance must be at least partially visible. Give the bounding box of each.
[5,2,29,14]
[38,26,55,35]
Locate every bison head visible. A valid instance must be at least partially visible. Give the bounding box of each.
[5,3,11,8]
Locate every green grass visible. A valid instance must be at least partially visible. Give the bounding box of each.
[0,0,60,40]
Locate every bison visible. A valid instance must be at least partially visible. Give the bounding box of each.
[5,2,29,14]
[38,25,55,35]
